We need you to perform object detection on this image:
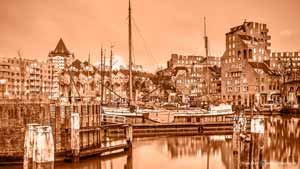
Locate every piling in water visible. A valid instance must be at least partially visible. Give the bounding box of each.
[71,113,80,162]
[125,125,133,145]
[24,123,40,169]
[32,126,54,169]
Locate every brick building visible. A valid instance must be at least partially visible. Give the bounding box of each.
[167,53,221,104]
[270,51,300,73]
[270,51,300,104]
[221,21,281,107]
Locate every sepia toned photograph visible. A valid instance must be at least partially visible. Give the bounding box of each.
[0,0,299,169]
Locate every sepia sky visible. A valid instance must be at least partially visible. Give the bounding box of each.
[0,0,299,71]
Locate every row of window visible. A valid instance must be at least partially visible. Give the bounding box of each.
[273,52,299,57]
[225,72,243,78]
[226,86,248,92]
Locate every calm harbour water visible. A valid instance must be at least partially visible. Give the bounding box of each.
[2,116,300,169]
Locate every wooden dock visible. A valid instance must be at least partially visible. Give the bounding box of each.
[103,121,235,138]
[64,144,130,162]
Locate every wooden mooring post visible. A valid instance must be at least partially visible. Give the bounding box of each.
[125,124,133,169]
[32,126,54,169]
[71,112,80,162]
[24,123,40,169]
[125,125,133,145]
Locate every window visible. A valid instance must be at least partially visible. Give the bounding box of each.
[256,86,259,91]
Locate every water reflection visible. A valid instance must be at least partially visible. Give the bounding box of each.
[2,116,299,169]
[264,116,300,168]
[55,151,131,169]
[233,116,300,169]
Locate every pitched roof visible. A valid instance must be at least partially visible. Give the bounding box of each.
[226,22,254,35]
[226,23,246,35]
[49,38,71,56]
[248,62,280,76]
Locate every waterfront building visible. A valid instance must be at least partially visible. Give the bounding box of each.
[270,51,300,104]
[58,59,102,102]
[166,53,221,104]
[48,38,74,99]
[221,21,281,107]
[206,56,221,67]
[270,51,300,72]
[111,69,155,103]
[0,57,51,99]
[58,59,156,104]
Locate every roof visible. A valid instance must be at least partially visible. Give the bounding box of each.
[226,21,254,35]
[49,38,71,56]
[238,34,258,41]
[286,80,300,85]
[248,62,280,76]
[226,23,246,35]
[172,66,189,76]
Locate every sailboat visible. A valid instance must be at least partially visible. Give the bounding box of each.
[128,0,135,112]
[103,0,136,114]
[202,17,234,115]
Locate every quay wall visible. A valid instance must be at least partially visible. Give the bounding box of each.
[0,101,102,161]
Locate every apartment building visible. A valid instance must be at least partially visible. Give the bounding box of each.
[270,51,300,104]
[0,57,51,99]
[166,53,221,103]
[221,21,281,107]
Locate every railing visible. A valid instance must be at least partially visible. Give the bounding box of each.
[101,114,127,124]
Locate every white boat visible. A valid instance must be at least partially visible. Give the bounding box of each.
[208,104,233,114]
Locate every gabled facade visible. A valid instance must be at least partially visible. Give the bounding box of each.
[221,21,280,107]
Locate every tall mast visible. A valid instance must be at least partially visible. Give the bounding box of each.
[88,52,90,94]
[103,48,106,103]
[128,0,133,106]
[100,46,104,105]
[203,17,210,98]
[204,17,208,58]
[109,45,113,104]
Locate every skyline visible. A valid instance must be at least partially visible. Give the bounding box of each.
[0,0,300,71]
